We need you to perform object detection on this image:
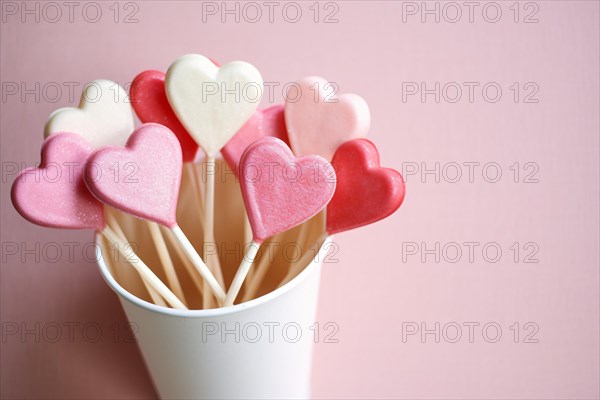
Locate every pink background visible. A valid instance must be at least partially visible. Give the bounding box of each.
[1,1,599,398]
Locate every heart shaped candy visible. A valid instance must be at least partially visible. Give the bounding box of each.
[221,105,289,174]
[44,80,135,148]
[11,133,105,230]
[326,139,405,235]
[239,137,336,243]
[130,70,199,162]
[84,123,182,228]
[285,76,370,160]
[165,54,263,157]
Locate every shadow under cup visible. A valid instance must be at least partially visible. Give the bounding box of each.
[95,159,329,399]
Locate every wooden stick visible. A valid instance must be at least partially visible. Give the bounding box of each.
[186,162,205,215]
[100,235,118,280]
[224,241,261,306]
[240,245,271,302]
[278,232,329,288]
[241,225,309,302]
[170,225,226,303]
[160,225,205,299]
[106,212,166,306]
[242,214,254,282]
[199,156,225,309]
[186,161,211,308]
[142,277,168,307]
[204,253,220,309]
[146,221,187,306]
[101,233,166,306]
[101,226,187,310]
[192,160,212,308]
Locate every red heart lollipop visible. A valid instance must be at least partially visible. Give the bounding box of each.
[11,133,105,230]
[240,137,336,243]
[130,70,199,162]
[326,139,405,235]
[221,105,289,175]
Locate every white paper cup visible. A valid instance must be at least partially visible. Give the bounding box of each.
[94,160,329,399]
[96,234,330,399]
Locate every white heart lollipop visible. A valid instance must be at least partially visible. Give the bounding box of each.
[165,54,263,157]
[44,79,135,148]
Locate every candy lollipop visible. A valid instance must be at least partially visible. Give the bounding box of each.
[84,123,226,303]
[130,70,199,162]
[223,137,337,306]
[221,105,289,174]
[284,76,370,161]
[44,78,186,305]
[130,59,223,162]
[131,68,232,306]
[166,54,263,305]
[240,77,373,297]
[221,104,289,256]
[44,79,135,148]
[326,139,405,234]
[166,54,263,158]
[11,133,186,309]
[277,138,406,287]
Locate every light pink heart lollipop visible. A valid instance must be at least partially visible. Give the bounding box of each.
[224,137,336,306]
[84,123,226,302]
[11,133,105,230]
[284,76,370,161]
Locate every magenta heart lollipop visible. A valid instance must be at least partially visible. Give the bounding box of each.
[84,123,226,302]
[224,137,336,306]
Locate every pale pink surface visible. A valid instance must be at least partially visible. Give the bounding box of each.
[239,137,335,243]
[85,123,182,228]
[1,3,599,399]
[221,105,289,174]
[11,133,105,231]
[285,76,370,160]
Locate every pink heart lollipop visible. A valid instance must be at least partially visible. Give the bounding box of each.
[84,123,225,302]
[285,76,370,161]
[241,137,336,243]
[11,131,188,309]
[11,133,105,230]
[224,137,336,306]
[221,105,289,174]
[85,123,182,227]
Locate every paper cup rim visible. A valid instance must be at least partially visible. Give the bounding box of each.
[95,233,330,318]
